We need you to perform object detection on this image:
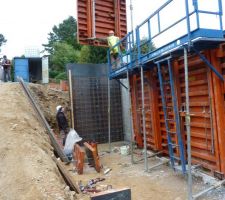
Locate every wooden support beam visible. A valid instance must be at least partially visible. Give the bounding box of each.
[73,144,85,175]
[52,156,80,194]
[84,142,101,173]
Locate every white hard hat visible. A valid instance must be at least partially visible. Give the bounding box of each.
[56,105,62,112]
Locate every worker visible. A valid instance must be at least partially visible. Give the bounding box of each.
[107,30,120,68]
[2,55,11,82]
[56,105,69,146]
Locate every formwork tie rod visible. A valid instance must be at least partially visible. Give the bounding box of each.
[192,179,225,200]
[192,47,224,81]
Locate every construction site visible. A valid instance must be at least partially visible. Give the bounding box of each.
[2,0,225,199]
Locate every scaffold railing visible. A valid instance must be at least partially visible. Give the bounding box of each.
[108,0,224,78]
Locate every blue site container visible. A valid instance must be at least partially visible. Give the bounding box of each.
[14,58,29,82]
[14,57,49,83]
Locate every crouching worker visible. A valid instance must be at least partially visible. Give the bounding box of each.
[64,129,82,160]
[56,105,69,146]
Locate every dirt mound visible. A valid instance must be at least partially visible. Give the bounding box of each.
[29,83,70,131]
[0,83,74,200]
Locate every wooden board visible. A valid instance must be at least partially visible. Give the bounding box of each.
[90,188,131,200]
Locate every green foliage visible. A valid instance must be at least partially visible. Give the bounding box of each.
[78,45,107,64]
[44,16,109,81]
[51,42,80,71]
[49,70,59,79]
[78,45,90,63]
[43,16,81,54]
[0,34,7,48]
[55,72,67,81]
[140,37,156,54]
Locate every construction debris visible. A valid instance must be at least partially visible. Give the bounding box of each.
[103,168,112,175]
[78,178,106,194]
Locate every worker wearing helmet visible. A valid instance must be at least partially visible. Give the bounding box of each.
[107,30,120,68]
[56,105,69,146]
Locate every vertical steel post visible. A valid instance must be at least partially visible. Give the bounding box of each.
[130,0,134,32]
[193,0,200,29]
[68,69,75,129]
[127,71,134,164]
[130,0,135,64]
[141,66,148,171]
[218,0,223,31]
[184,47,192,200]
[92,0,96,38]
[185,0,191,47]
[157,13,161,33]
[108,78,111,153]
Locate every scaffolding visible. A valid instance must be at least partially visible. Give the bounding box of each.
[107,0,225,199]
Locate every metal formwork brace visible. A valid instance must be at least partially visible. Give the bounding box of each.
[68,70,75,129]
[184,47,192,200]
[140,66,148,171]
[192,179,225,200]
[115,79,129,90]
[126,71,135,164]
[156,56,186,174]
[92,0,96,38]
[192,47,224,81]
[108,77,111,153]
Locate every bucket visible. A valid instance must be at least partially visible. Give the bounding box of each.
[120,145,130,155]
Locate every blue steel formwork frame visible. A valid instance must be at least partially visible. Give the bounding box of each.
[107,0,225,199]
[108,0,224,182]
[108,0,224,77]
[156,57,186,173]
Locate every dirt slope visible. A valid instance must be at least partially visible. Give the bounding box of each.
[0,83,73,200]
[29,83,70,131]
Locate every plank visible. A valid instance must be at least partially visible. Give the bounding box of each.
[90,188,131,200]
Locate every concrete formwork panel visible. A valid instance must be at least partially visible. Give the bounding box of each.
[130,44,225,177]
[77,0,127,46]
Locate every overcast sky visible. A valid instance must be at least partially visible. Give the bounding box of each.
[0,0,76,59]
[0,0,224,59]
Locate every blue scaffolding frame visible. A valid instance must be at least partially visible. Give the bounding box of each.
[108,0,224,79]
[107,0,225,198]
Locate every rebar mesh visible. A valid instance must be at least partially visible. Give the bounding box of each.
[67,64,123,143]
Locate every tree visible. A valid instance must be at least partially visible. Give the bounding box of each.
[0,34,7,49]
[78,45,108,64]
[43,16,80,54]
[51,42,80,72]
[140,37,156,54]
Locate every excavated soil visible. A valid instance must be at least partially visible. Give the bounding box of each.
[0,83,75,200]
[29,83,70,131]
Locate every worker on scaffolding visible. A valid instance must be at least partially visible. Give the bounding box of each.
[107,30,121,69]
[56,105,69,146]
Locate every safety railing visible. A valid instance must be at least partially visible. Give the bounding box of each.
[135,0,224,64]
[108,0,224,78]
[108,31,136,76]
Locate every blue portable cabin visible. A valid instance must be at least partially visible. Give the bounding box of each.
[14,57,49,83]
